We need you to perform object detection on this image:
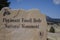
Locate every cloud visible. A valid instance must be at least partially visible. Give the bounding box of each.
[53,0,60,4]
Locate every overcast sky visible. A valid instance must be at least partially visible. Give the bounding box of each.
[9,0,60,18]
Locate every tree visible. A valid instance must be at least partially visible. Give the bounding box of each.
[0,0,10,10]
[49,26,55,33]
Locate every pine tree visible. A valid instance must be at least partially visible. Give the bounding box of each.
[49,26,55,33]
[0,0,10,10]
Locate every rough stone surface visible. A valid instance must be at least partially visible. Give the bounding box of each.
[0,7,47,40]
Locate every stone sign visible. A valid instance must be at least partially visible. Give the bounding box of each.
[0,7,47,40]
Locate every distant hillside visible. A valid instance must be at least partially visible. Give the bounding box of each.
[46,16,60,23]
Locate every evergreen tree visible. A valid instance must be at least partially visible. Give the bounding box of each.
[0,0,10,10]
[49,26,55,33]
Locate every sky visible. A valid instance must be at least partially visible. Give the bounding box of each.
[8,0,60,18]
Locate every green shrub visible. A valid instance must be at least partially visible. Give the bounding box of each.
[49,26,55,33]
